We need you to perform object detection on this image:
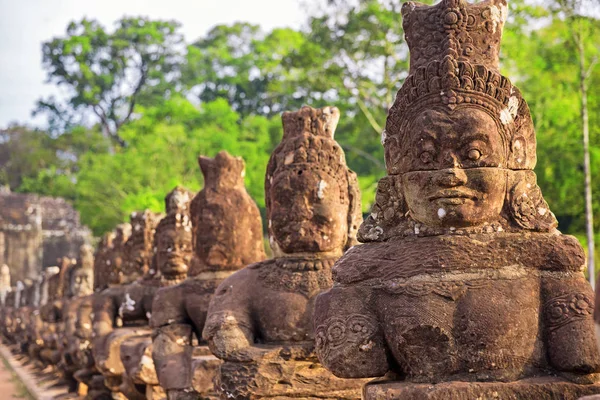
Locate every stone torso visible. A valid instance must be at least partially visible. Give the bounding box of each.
[316,233,597,382]
[207,258,336,345]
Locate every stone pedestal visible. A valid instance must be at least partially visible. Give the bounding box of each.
[364,377,600,400]
[191,349,221,398]
[217,355,364,399]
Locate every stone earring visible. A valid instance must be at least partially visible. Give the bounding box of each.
[506,169,557,232]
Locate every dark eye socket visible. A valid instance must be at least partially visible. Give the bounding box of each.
[420,151,434,164]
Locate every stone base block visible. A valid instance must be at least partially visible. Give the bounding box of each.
[217,357,366,399]
[191,353,221,396]
[363,377,600,400]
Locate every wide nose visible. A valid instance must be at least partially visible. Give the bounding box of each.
[435,167,468,187]
[440,151,461,169]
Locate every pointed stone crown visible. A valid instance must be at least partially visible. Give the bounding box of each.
[157,186,194,232]
[269,106,348,183]
[385,0,537,173]
[403,0,507,74]
[128,210,162,249]
[199,151,246,190]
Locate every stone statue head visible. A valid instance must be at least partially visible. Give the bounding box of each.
[71,266,94,297]
[0,265,10,306]
[0,265,10,288]
[123,210,163,281]
[191,151,266,272]
[59,256,77,298]
[70,244,94,297]
[265,106,362,256]
[14,281,23,308]
[359,0,557,241]
[107,223,132,286]
[5,289,15,308]
[156,186,194,281]
[94,231,116,292]
[40,266,59,306]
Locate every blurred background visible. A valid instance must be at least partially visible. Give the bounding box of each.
[0,0,599,270]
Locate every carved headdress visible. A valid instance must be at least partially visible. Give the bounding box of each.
[191,151,266,272]
[123,210,163,279]
[157,186,194,234]
[266,106,362,250]
[385,0,535,174]
[94,231,115,292]
[360,0,556,242]
[107,223,132,285]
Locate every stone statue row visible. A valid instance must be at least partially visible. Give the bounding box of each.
[2,0,600,399]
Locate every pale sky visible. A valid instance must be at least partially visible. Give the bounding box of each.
[0,0,305,128]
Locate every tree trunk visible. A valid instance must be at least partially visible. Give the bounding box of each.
[579,39,596,289]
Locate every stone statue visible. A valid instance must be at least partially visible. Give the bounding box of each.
[203,107,365,399]
[1,287,17,343]
[28,266,60,367]
[38,257,76,368]
[61,244,96,391]
[92,194,190,399]
[151,150,266,399]
[116,196,192,399]
[0,265,11,306]
[14,279,36,355]
[94,231,116,294]
[72,235,120,400]
[313,1,600,398]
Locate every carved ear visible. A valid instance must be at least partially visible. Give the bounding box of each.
[506,170,557,231]
[357,176,408,242]
[511,136,527,168]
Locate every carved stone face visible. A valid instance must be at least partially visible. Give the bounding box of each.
[401,108,507,228]
[71,268,93,297]
[270,170,348,254]
[157,225,193,278]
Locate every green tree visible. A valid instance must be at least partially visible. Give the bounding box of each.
[74,96,279,235]
[184,23,310,117]
[35,17,185,147]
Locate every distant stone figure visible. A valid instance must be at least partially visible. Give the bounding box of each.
[151,151,266,399]
[313,1,600,398]
[60,244,95,391]
[203,106,365,399]
[92,192,190,399]
[0,264,11,306]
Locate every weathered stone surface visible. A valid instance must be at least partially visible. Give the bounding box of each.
[364,377,600,400]
[93,191,192,398]
[313,0,600,398]
[203,107,365,399]
[152,151,266,399]
[0,189,91,283]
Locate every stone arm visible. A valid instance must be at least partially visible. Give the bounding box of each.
[542,274,600,381]
[150,283,195,391]
[75,296,94,340]
[202,269,258,362]
[92,288,120,363]
[314,284,389,379]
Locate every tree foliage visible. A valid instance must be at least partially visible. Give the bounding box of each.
[35,17,185,147]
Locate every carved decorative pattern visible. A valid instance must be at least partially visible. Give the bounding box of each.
[315,314,378,360]
[254,259,335,297]
[381,279,489,300]
[544,292,593,331]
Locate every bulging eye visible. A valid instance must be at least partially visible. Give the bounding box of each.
[420,151,433,164]
[467,149,482,161]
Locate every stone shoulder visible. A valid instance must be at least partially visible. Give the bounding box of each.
[333,233,585,285]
